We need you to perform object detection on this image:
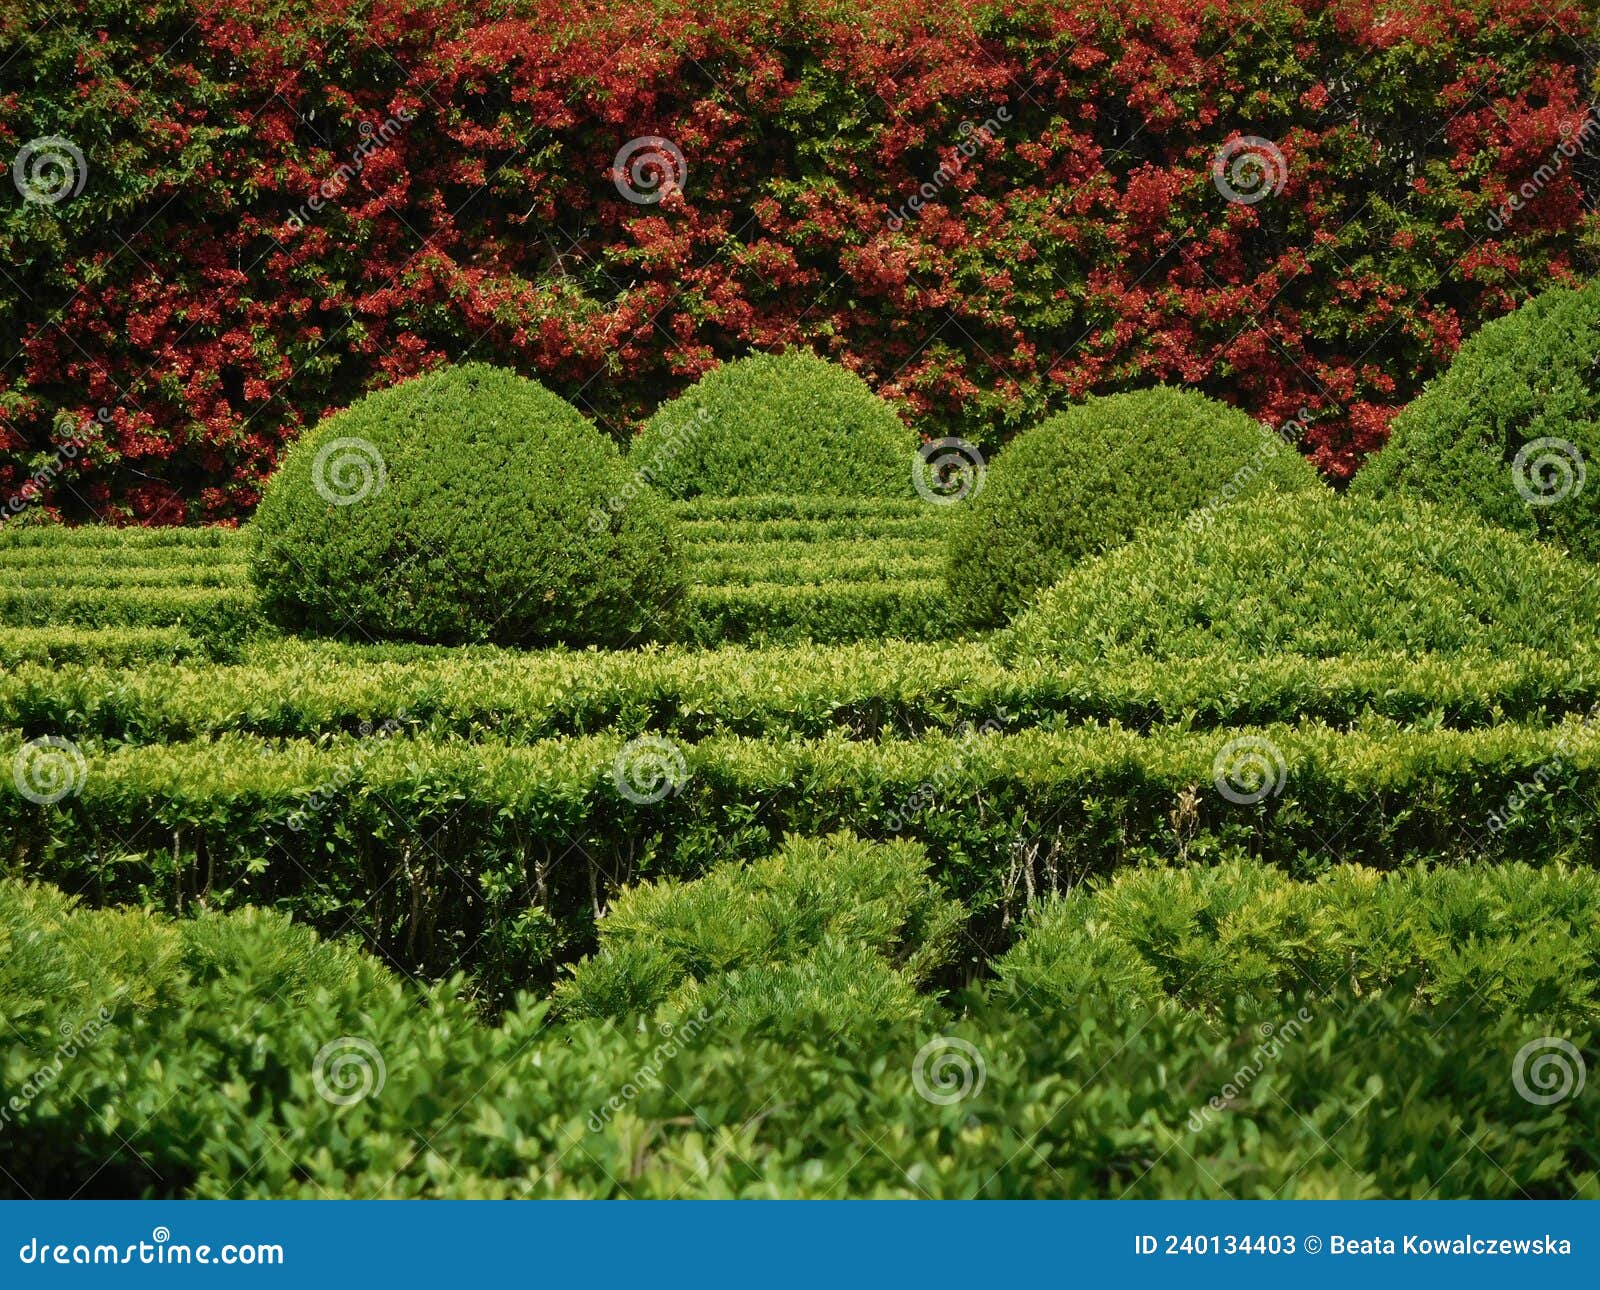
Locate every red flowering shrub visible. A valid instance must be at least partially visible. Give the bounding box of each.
[0,0,1594,522]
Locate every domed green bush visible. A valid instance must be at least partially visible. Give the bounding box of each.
[250,363,683,647]
[945,387,1324,627]
[630,351,917,499]
[1005,494,1600,663]
[1352,282,1600,560]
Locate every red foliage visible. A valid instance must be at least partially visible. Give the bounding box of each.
[0,0,1594,521]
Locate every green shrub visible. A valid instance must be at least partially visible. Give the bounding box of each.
[946,387,1324,626]
[1006,494,1600,663]
[249,363,683,647]
[554,832,961,1032]
[630,352,917,499]
[997,860,1600,1020]
[1353,283,1600,559]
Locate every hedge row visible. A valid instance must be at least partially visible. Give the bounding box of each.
[7,720,1600,992]
[0,626,205,667]
[4,644,1598,745]
[3,0,1594,519]
[2,874,1592,1198]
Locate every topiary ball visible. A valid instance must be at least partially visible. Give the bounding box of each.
[250,363,683,647]
[1352,282,1600,560]
[945,386,1324,628]
[629,350,917,498]
[1005,494,1600,664]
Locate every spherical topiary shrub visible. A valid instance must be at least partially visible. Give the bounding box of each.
[1005,494,1600,664]
[250,363,683,646]
[1352,282,1600,560]
[629,351,918,498]
[944,386,1325,628]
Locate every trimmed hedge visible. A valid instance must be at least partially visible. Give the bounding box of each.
[947,388,1325,626]
[1353,283,1600,559]
[3,643,1598,746]
[997,859,1600,1020]
[630,352,918,499]
[1006,495,1600,663]
[250,363,684,647]
[1,875,1592,1198]
[8,718,1600,994]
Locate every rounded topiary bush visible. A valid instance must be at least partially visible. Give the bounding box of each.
[630,351,917,498]
[250,363,683,646]
[1005,494,1600,663]
[1352,282,1600,560]
[945,386,1324,627]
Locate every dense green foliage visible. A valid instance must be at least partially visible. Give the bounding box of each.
[1006,495,1600,663]
[946,388,1324,626]
[2,868,1593,1199]
[250,364,684,647]
[1354,284,1600,560]
[630,353,918,499]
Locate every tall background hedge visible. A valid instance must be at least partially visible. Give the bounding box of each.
[1,0,1596,521]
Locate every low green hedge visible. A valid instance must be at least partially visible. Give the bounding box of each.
[0,627,205,667]
[997,859,1600,1020]
[7,719,1600,994]
[2,875,1591,1199]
